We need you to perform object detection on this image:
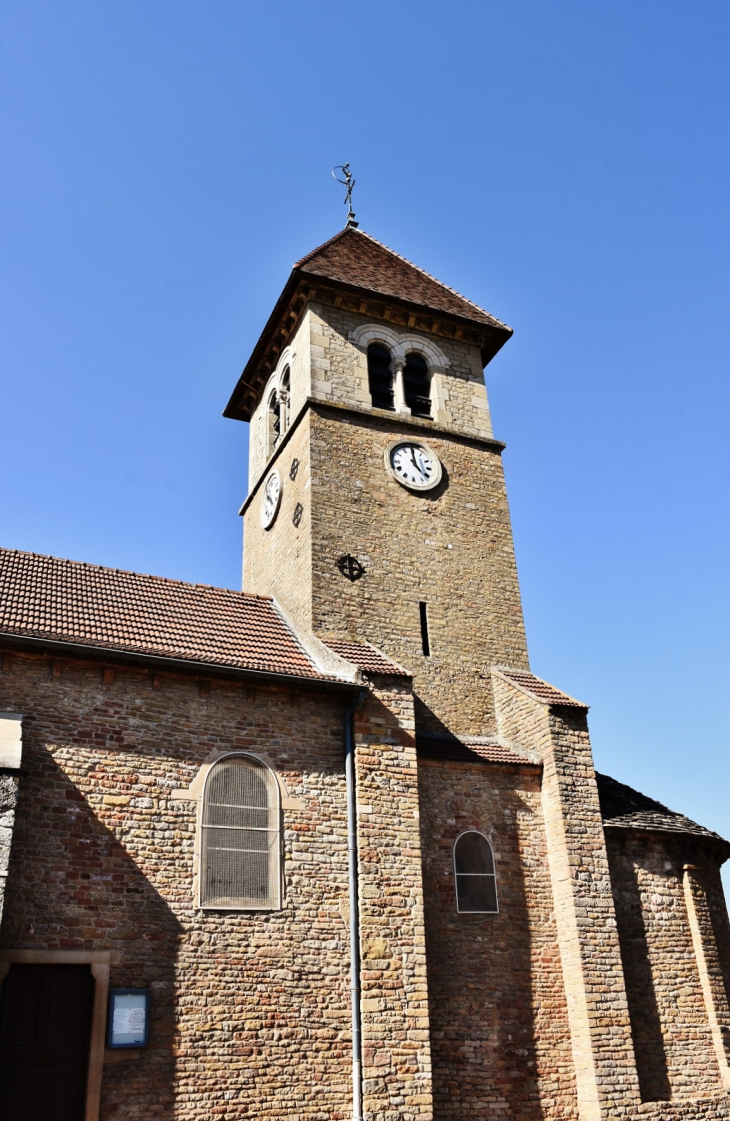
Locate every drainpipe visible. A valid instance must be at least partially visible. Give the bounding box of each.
[345,688,366,1121]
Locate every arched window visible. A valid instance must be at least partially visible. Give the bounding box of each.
[200,754,281,910]
[367,343,395,411]
[453,831,498,913]
[267,390,281,459]
[403,352,431,418]
[280,366,291,433]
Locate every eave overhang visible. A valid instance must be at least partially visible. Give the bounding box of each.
[223,269,513,424]
[0,633,359,694]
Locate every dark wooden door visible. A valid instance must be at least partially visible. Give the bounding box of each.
[0,963,95,1121]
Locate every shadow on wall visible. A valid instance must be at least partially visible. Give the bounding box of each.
[413,694,464,738]
[419,776,547,1120]
[683,859,730,1071]
[0,744,182,1118]
[701,862,730,1032]
[607,836,671,1104]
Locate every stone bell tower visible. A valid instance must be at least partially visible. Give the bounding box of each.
[225,227,529,737]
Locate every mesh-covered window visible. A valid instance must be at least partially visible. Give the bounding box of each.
[367,343,395,411]
[403,352,431,418]
[200,755,281,910]
[453,831,498,913]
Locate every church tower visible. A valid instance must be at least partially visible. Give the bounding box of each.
[225,228,529,737]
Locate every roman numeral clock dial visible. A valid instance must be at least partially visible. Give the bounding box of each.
[385,441,442,492]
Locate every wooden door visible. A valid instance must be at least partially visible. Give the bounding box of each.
[0,963,95,1121]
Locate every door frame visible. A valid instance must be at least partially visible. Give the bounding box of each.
[0,949,111,1121]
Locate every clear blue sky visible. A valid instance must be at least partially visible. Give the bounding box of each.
[2,3,729,880]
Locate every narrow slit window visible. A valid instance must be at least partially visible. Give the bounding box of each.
[453,831,498,913]
[403,352,431,418]
[200,754,281,910]
[419,601,430,656]
[367,343,395,411]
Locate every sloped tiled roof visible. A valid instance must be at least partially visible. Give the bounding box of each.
[323,639,410,677]
[0,548,344,683]
[496,668,588,709]
[597,773,728,847]
[417,732,535,767]
[223,227,513,421]
[295,228,510,331]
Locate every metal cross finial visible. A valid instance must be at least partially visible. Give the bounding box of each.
[332,164,359,228]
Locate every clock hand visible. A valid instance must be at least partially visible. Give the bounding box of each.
[410,449,423,476]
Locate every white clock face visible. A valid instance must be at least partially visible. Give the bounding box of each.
[387,442,442,492]
[260,470,281,529]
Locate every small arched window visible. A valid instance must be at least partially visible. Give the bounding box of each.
[403,352,431,418]
[367,343,395,411]
[280,366,291,433]
[453,831,498,913]
[200,754,281,910]
[267,390,281,459]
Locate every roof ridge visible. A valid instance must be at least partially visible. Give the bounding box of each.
[0,546,273,602]
[267,598,323,676]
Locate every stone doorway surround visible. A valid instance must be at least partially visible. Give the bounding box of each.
[0,948,111,1121]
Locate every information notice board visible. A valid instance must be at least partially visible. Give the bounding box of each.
[107,988,150,1048]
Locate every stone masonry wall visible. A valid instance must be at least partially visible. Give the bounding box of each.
[354,677,433,1121]
[307,304,494,442]
[308,407,528,737]
[418,756,578,1121]
[0,648,431,1121]
[245,293,496,495]
[242,408,313,634]
[244,298,498,561]
[683,864,730,1092]
[248,313,312,490]
[492,673,642,1120]
[605,831,728,1102]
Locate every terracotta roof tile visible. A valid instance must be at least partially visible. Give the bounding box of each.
[223,227,513,422]
[496,668,587,709]
[417,733,535,767]
[597,773,729,849]
[0,548,343,683]
[295,228,511,331]
[323,639,410,677]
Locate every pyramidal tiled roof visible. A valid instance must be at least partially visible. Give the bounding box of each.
[224,226,512,421]
[597,772,728,849]
[0,548,345,683]
[294,227,510,331]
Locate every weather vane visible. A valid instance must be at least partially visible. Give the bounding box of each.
[332,164,359,228]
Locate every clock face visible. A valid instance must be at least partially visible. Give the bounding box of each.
[260,470,281,529]
[387,441,442,492]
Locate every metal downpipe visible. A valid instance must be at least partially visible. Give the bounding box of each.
[345,689,366,1121]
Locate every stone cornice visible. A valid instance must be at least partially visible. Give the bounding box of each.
[238,396,506,516]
